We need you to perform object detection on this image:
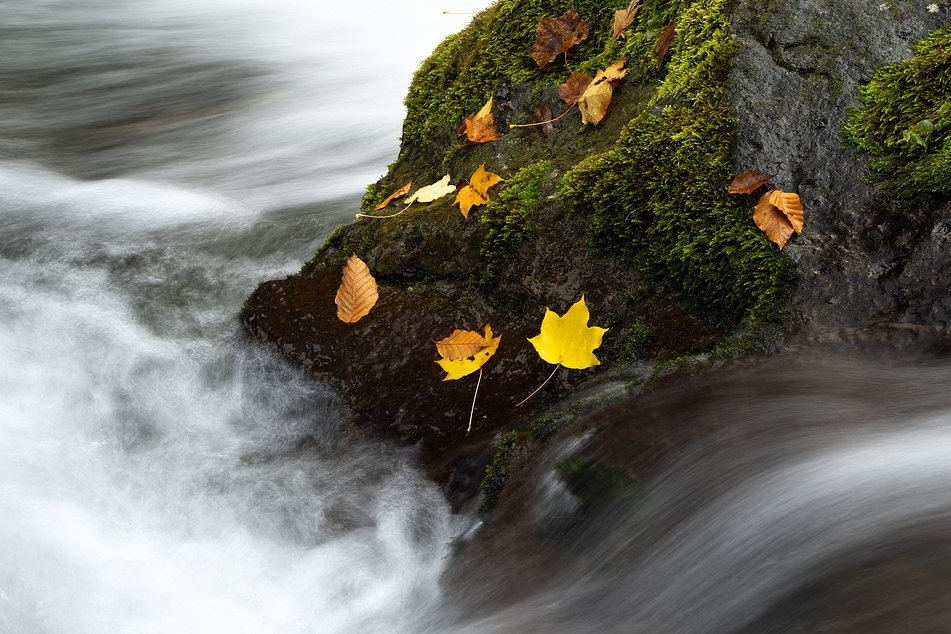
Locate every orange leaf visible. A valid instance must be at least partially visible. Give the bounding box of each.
[454,164,503,218]
[335,254,378,323]
[372,181,412,210]
[753,189,802,249]
[728,170,775,194]
[435,324,501,381]
[768,189,804,234]
[529,8,591,69]
[461,97,499,143]
[578,57,627,126]
[613,0,640,39]
[558,72,593,106]
[435,329,487,360]
[655,21,677,70]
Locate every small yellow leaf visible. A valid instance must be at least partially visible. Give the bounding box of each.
[527,296,607,369]
[404,175,457,205]
[454,164,503,218]
[436,324,501,381]
[578,58,627,126]
[335,254,378,323]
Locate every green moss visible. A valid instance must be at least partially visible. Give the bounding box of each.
[560,0,797,326]
[479,430,525,513]
[554,457,640,507]
[360,182,384,214]
[843,27,951,202]
[479,160,552,283]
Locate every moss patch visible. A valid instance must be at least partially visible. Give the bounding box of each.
[480,160,552,283]
[843,27,951,202]
[560,0,797,326]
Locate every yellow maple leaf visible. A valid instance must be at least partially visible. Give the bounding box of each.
[436,324,501,381]
[528,296,607,369]
[454,164,503,218]
[404,174,457,205]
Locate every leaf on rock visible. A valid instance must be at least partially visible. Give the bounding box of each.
[335,254,378,323]
[527,296,607,370]
[578,57,627,126]
[613,0,641,39]
[461,97,499,143]
[655,21,677,70]
[454,164,503,218]
[533,103,554,137]
[373,181,412,210]
[436,329,487,360]
[558,72,593,106]
[404,174,457,205]
[754,189,804,249]
[436,324,501,381]
[728,170,775,194]
[529,7,591,69]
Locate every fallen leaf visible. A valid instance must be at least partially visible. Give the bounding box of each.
[769,189,804,234]
[372,181,412,210]
[655,21,677,69]
[436,324,501,381]
[335,254,378,323]
[529,8,591,69]
[404,174,457,205]
[613,0,640,39]
[533,103,554,137]
[558,72,593,106]
[436,329,487,360]
[454,164,503,218]
[578,57,628,126]
[728,170,775,194]
[754,189,799,249]
[528,296,607,369]
[461,97,499,143]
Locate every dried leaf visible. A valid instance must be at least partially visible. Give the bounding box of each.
[533,103,554,137]
[461,97,499,143]
[655,21,677,70]
[578,57,627,126]
[335,254,378,323]
[613,0,640,39]
[454,164,503,218]
[728,170,775,194]
[372,181,412,210]
[404,174,456,205]
[529,8,591,69]
[436,324,501,381]
[436,329,487,361]
[769,189,804,234]
[753,189,795,249]
[558,72,593,107]
[527,296,607,370]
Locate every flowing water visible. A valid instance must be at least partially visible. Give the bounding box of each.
[3,1,951,632]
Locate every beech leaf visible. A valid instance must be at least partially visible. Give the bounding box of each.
[404,174,457,205]
[335,254,378,323]
[436,324,501,381]
[454,164,503,218]
[436,329,487,360]
[529,8,591,69]
[373,181,412,210]
[754,189,802,250]
[613,0,640,39]
[728,170,775,194]
[769,189,804,234]
[655,21,677,70]
[461,97,499,143]
[528,296,607,370]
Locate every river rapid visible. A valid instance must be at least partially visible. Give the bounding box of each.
[3,1,951,632]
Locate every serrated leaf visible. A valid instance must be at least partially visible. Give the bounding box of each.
[435,329,487,360]
[335,254,378,323]
[454,164,503,218]
[436,324,501,381]
[529,8,591,69]
[461,97,499,143]
[768,189,804,234]
[527,296,607,369]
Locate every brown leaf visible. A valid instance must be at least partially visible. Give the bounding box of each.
[727,170,775,194]
[655,21,677,70]
[461,97,499,143]
[529,8,591,69]
[335,254,378,323]
[769,189,804,234]
[559,72,593,106]
[372,181,412,210]
[613,0,640,39]
[578,58,628,126]
[454,164,503,218]
[753,190,795,249]
[533,103,554,137]
[435,329,488,361]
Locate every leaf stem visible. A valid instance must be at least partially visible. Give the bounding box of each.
[509,103,576,129]
[516,364,560,407]
[467,368,483,434]
[356,202,414,220]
